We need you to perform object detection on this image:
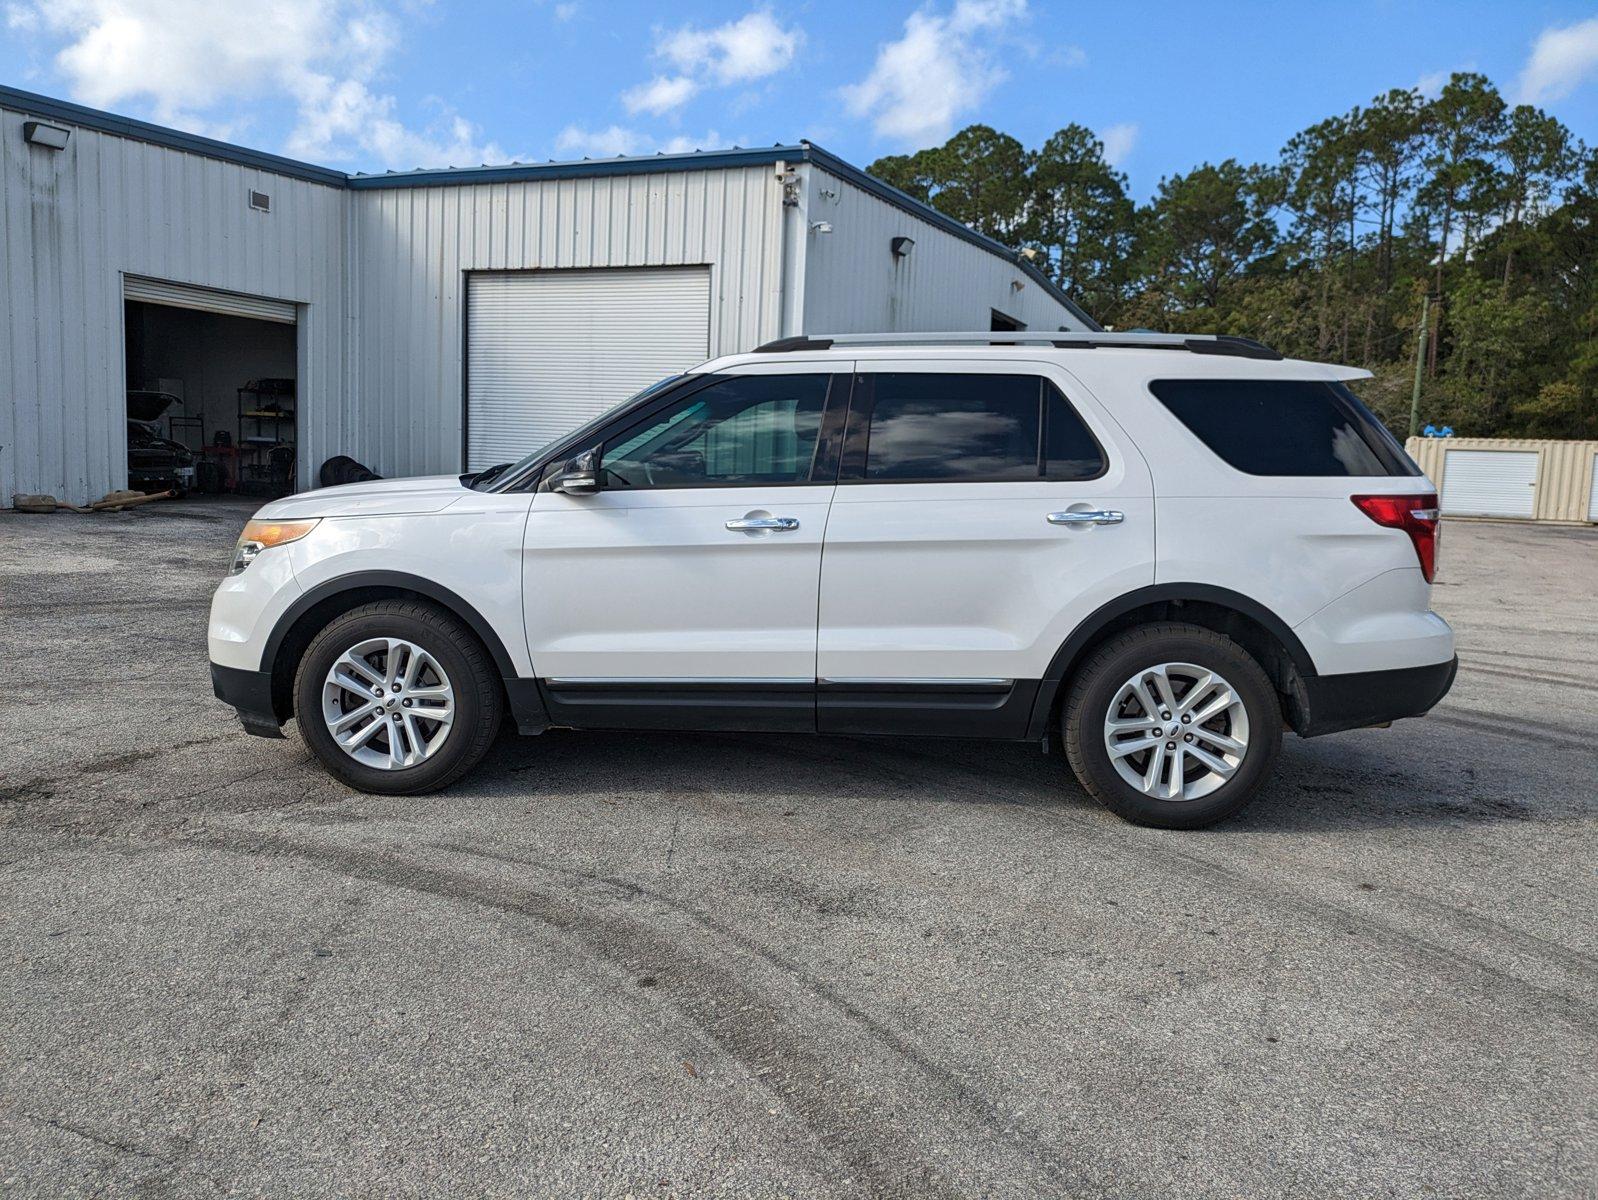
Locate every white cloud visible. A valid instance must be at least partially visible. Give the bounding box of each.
[616,9,803,118]
[554,124,729,159]
[622,75,700,116]
[841,0,1027,144]
[6,0,504,169]
[1414,64,1480,99]
[553,2,577,20]
[659,130,725,154]
[1516,16,1598,104]
[556,124,647,158]
[5,3,42,31]
[1098,122,1137,168]
[658,9,803,84]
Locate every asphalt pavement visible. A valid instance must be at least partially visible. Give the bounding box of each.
[1,497,1594,1198]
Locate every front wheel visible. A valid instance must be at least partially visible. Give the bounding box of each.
[294,600,503,794]
[1062,623,1282,829]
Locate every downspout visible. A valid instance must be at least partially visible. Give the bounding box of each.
[776,159,808,339]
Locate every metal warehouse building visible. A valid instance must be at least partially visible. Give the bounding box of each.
[1,85,1095,505]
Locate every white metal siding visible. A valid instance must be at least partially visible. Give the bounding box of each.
[347,166,784,479]
[1588,454,1598,522]
[1441,449,1539,518]
[800,167,1091,335]
[0,107,345,503]
[124,275,297,323]
[6,98,1106,500]
[466,268,710,469]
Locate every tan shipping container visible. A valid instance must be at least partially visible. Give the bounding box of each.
[1405,437,1598,524]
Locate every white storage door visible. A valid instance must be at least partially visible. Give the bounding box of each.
[1440,449,1538,518]
[1588,454,1598,522]
[466,268,711,470]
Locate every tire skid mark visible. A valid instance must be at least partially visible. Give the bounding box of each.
[0,732,237,797]
[1458,645,1598,669]
[182,826,1107,1200]
[1456,659,1592,691]
[1428,709,1592,751]
[820,736,1598,1034]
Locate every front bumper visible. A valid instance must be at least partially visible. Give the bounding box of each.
[211,662,285,739]
[1297,656,1458,737]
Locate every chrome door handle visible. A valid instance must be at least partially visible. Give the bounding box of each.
[1047,509,1124,526]
[725,516,800,532]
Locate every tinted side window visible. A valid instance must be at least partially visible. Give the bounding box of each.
[860,374,1105,483]
[601,374,828,489]
[1149,379,1421,477]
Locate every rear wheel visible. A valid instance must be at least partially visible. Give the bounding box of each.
[1063,623,1282,829]
[294,600,502,794]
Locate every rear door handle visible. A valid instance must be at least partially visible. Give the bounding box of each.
[725,516,800,532]
[1047,509,1124,526]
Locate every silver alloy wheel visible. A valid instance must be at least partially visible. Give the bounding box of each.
[321,637,455,770]
[1102,661,1250,802]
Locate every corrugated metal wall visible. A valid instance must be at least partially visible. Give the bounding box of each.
[0,107,346,503]
[800,167,1089,335]
[346,166,785,478]
[1406,436,1598,523]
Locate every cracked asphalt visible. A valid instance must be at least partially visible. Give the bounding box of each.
[1,497,1595,1198]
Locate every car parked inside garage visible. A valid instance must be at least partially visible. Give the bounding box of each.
[126,390,197,497]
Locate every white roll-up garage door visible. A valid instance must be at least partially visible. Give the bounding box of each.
[466,268,711,470]
[124,275,297,323]
[1588,454,1598,522]
[1440,449,1539,518]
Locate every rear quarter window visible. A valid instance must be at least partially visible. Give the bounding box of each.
[1149,379,1420,477]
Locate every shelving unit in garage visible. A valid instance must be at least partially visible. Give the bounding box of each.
[237,378,296,496]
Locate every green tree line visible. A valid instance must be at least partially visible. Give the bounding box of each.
[868,73,1598,440]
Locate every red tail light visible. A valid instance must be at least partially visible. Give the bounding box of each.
[1352,493,1440,583]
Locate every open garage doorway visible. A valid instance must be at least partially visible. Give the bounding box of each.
[123,277,299,499]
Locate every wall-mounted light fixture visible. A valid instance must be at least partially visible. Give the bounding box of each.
[890,236,915,259]
[23,121,71,151]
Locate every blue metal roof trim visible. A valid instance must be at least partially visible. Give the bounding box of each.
[345,145,806,188]
[0,84,348,187]
[0,85,1099,329]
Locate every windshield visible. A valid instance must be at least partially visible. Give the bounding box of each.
[477,374,685,491]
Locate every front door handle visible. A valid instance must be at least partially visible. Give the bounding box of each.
[725,516,800,532]
[1047,509,1124,526]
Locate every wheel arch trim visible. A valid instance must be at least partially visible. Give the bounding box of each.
[1024,583,1315,741]
[263,571,521,681]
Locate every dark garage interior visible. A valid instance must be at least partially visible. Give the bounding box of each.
[124,300,297,497]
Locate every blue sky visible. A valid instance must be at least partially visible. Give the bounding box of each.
[4,1,1597,200]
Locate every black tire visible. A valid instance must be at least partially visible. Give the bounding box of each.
[1062,622,1282,830]
[293,600,503,795]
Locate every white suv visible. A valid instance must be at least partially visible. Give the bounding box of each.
[208,331,1456,829]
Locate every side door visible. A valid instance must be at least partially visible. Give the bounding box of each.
[816,361,1155,736]
[522,365,848,731]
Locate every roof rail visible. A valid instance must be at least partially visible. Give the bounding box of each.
[751,330,1283,360]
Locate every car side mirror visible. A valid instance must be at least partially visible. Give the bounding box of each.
[550,447,600,495]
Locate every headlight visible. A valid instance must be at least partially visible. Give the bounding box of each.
[231,519,319,575]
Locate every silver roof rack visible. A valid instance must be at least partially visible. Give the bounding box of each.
[753,331,1283,360]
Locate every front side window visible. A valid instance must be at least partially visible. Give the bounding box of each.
[600,374,830,489]
[858,373,1105,483]
[1149,379,1421,477]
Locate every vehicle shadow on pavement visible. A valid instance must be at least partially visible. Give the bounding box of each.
[435,716,1588,838]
